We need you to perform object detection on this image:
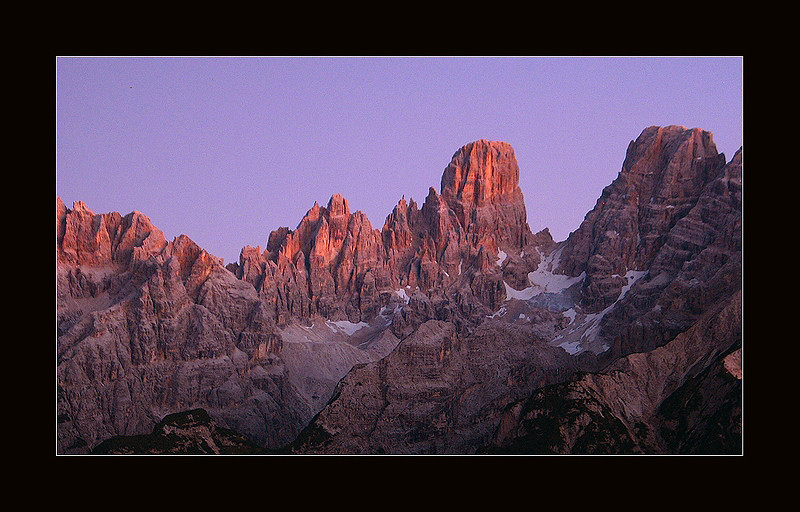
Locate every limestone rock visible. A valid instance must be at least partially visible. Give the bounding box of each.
[286,319,579,454]
[440,140,530,252]
[57,207,308,453]
[481,291,742,454]
[226,139,543,332]
[57,198,167,268]
[57,128,743,455]
[282,129,742,455]
[558,126,729,313]
[601,145,742,359]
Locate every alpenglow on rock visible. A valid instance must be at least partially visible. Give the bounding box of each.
[57,127,742,455]
[225,139,541,327]
[57,138,543,454]
[440,139,530,251]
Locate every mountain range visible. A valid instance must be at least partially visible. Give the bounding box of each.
[56,125,742,455]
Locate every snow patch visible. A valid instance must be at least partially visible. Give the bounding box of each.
[619,270,647,300]
[580,312,604,344]
[527,269,585,295]
[379,304,402,318]
[326,319,370,336]
[579,269,647,345]
[502,246,584,302]
[548,269,649,357]
[497,250,507,266]
[558,340,583,355]
[488,305,507,319]
[542,245,564,272]
[503,281,538,301]
[395,288,411,304]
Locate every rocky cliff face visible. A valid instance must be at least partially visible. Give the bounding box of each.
[284,319,580,454]
[57,139,538,454]
[57,199,313,452]
[558,126,732,312]
[440,140,530,252]
[225,139,542,329]
[57,127,742,455]
[481,290,742,454]
[547,126,742,362]
[285,127,742,455]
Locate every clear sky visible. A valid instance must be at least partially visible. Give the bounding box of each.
[56,56,743,265]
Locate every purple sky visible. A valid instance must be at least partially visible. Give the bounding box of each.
[56,56,743,265]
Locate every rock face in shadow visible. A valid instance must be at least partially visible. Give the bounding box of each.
[480,291,742,455]
[530,127,742,365]
[285,319,580,454]
[558,126,733,313]
[57,127,743,455]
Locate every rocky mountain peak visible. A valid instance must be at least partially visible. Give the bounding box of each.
[56,197,167,268]
[70,200,94,215]
[436,139,531,253]
[326,193,350,217]
[440,139,523,210]
[619,126,724,208]
[555,125,731,313]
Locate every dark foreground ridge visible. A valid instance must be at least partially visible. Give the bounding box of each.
[92,408,267,455]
